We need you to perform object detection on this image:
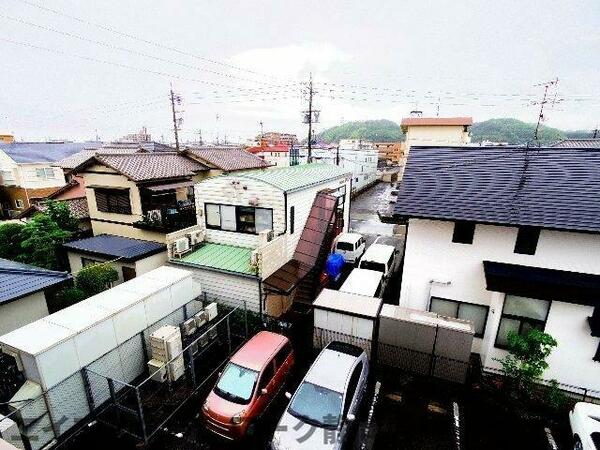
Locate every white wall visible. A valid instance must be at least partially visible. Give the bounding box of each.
[0,292,49,335]
[67,251,167,284]
[399,218,600,390]
[18,164,66,189]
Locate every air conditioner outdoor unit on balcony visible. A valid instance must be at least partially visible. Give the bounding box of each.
[188,230,203,247]
[181,318,197,336]
[173,237,191,257]
[208,326,218,341]
[194,310,208,328]
[198,333,209,348]
[205,302,218,322]
[148,359,167,383]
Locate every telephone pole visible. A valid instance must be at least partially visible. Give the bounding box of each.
[533,78,559,141]
[303,73,319,163]
[593,126,599,139]
[170,84,183,151]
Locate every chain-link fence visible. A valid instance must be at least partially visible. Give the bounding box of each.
[0,294,259,449]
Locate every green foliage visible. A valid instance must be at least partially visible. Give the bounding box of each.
[0,222,25,261]
[18,213,73,270]
[75,262,119,296]
[317,119,404,143]
[470,118,564,144]
[546,379,568,411]
[497,329,558,393]
[44,200,79,233]
[53,287,88,310]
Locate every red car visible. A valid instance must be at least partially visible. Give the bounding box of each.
[202,331,295,440]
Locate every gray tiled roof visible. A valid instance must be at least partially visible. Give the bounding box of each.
[0,141,102,164]
[0,259,72,305]
[550,139,600,149]
[185,147,269,171]
[84,153,209,182]
[63,234,165,262]
[394,146,600,232]
[57,147,143,169]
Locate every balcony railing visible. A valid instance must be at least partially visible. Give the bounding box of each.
[134,203,197,233]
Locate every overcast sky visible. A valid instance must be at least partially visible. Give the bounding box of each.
[2,0,600,143]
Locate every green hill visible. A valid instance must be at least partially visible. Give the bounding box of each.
[317,119,404,143]
[470,118,565,144]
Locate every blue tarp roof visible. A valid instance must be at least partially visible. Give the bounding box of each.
[0,259,72,305]
[62,234,165,262]
[0,142,102,163]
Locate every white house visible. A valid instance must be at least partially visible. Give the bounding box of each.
[167,163,351,315]
[394,146,600,393]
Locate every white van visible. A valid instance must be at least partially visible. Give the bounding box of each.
[357,242,398,295]
[339,268,384,298]
[333,232,366,264]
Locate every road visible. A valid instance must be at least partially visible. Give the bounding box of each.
[350,182,399,240]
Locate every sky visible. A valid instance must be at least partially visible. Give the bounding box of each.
[2,0,600,143]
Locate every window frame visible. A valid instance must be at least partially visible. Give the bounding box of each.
[494,296,551,349]
[258,359,276,391]
[343,362,363,417]
[81,257,103,267]
[15,199,24,209]
[514,226,541,255]
[94,187,132,214]
[429,297,490,338]
[274,342,292,368]
[452,221,475,244]
[204,203,274,235]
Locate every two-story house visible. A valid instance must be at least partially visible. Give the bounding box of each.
[400,116,472,153]
[394,146,600,393]
[167,163,351,315]
[0,141,101,217]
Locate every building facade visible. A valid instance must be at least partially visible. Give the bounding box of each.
[401,117,472,153]
[395,146,600,393]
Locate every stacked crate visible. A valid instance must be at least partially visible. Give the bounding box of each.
[149,325,185,382]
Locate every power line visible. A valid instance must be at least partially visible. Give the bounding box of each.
[9,0,296,84]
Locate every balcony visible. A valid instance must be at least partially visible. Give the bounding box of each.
[134,202,197,233]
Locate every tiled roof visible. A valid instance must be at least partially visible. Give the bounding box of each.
[57,147,143,169]
[235,163,350,192]
[185,147,269,171]
[62,234,165,262]
[180,243,255,274]
[549,139,600,149]
[0,141,102,164]
[394,146,600,232]
[21,197,89,220]
[0,258,71,305]
[401,117,473,127]
[80,153,209,182]
[246,144,290,154]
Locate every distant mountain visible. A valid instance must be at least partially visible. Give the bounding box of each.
[316,120,404,143]
[316,118,595,146]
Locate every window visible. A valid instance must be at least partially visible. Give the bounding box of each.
[94,188,132,214]
[259,360,275,390]
[204,203,273,234]
[15,199,24,209]
[514,227,540,255]
[430,297,489,338]
[452,221,475,244]
[274,343,292,368]
[1,170,15,182]
[215,363,258,404]
[495,295,550,348]
[35,168,55,179]
[81,257,102,267]
[343,362,363,416]
[290,206,295,234]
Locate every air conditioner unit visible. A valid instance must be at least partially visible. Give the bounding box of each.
[194,310,208,328]
[168,355,185,382]
[181,318,197,336]
[189,341,199,356]
[173,237,191,257]
[150,325,182,362]
[148,359,167,383]
[205,302,218,321]
[2,347,23,371]
[147,209,162,223]
[188,230,203,246]
[208,326,218,341]
[198,333,209,348]
[0,414,24,450]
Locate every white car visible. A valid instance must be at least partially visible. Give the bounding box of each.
[570,402,600,449]
[333,232,366,264]
[271,342,369,450]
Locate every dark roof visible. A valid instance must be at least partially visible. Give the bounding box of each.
[57,147,145,169]
[0,259,71,305]
[63,234,165,262]
[394,146,600,233]
[184,147,269,171]
[75,152,209,182]
[0,142,102,164]
[550,139,600,149]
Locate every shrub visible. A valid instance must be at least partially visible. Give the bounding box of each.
[53,286,88,310]
[0,222,25,261]
[75,263,119,296]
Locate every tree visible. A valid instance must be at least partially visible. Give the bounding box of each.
[17,213,73,270]
[0,222,25,261]
[317,119,405,143]
[45,200,79,234]
[74,262,119,296]
[497,329,558,394]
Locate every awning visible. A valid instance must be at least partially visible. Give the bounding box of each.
[483,260,600,306]
[145,180,194,192]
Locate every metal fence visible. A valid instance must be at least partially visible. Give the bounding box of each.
[0,294,258,449]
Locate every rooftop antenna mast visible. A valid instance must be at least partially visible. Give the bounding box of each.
[533,78,559,142]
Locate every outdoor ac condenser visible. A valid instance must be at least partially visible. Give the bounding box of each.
[147,359,167,383]
[194,310,208,328]
[168,355,185,382]
[173,237,190,257]
[188,231,203,246]
[181,318,197,336]
[205,302,218,322]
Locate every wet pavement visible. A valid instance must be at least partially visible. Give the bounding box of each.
[350,182,402,240]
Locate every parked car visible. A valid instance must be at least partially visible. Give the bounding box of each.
[357,240,399,295]
[203,331,294,440]
[271,341,369,450]
[339,268,384,298]
[569,402,600,450]
[333,232,366,264]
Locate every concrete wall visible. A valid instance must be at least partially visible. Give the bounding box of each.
[0,291,49,335]
[399,218,600,391]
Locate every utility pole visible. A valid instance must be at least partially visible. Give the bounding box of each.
[593,126,599,139]
[336,144,340,166]
[170,84,183,151]
[259,121,264,140]
[303,73,319,163]
[215,114,220,145]
[197,129,203,145]
[533,78,559,141]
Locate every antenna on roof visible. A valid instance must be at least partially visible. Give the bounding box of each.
[532,78,559,142]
